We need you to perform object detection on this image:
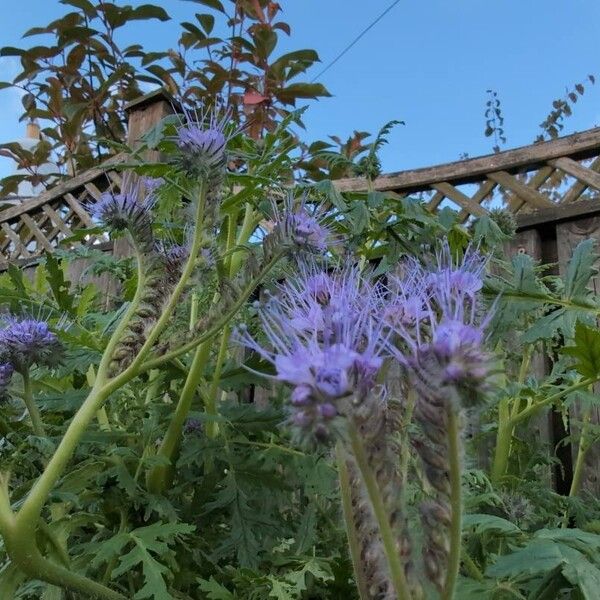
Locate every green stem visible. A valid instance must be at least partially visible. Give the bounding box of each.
[146,341,212,494]
[461,550,484,582]
[513,377,597,425]
[0,473,14,529]
[348,425,412,600]
[205,326,231,440]
[140,251,284,372]
[491,376,598,484]
[3,519,125,600]
[230,203,255,276]
[491,399,512,484]
[95,241,147,383]
[336,444,370,600]
[443,409,463,600]
[38,519,71,568]
[21,370,45,437]
[189,293,199,331]
[123,182,206,373]
[569,405,593,498]
[510,345,533,421]
[17,386,107,526]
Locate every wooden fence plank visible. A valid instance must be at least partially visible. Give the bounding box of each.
[20,214,54,253]
[488,171,555,210]
[549,157,600,192]
[509,166,554,213]
[64,193,95,228]
[42,205,73,237]
[432,182,488,216]
[556,216,600,495]
[334,127,600,194]
[561,157,600,204]
[1,223,31,258]
[0,153,127,223]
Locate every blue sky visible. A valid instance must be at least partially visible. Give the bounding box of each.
[1,0,600,180]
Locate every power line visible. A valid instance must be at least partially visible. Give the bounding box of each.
[311,0,402,83]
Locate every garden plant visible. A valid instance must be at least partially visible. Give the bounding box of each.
[0,94,599,600]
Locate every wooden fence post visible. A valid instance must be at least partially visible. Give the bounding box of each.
[556,216,600,496]
[124,88,177,153]
[111,90,178,263]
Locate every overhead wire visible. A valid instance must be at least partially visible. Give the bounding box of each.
[310,0,402,83]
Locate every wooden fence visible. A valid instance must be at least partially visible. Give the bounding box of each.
[4,89,600,269]
[2,90,600,494]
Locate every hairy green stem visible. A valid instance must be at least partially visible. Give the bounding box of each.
[3,514,124,599]
[335,444,370,600]
[492,377,598,483]
[461,550,484,582]
[514,377,597,424]
[443,409,463,600]
[146,342,212,494]
[17,386,107,526]
[491,399,512,485]
[95,243,147,384]
[348,425,412,600]
[204,326,231,440]
[569,405,593,498]
[14,239,148,535]
[230,203,255,276]
[140,251,284,372]
[21,370,45,437]
[38,519,71,568]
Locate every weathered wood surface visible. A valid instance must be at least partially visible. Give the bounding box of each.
[335,127,600,193]
[556,216,600,495]
[4,89,600,268]
[334,127,600,224]
[0,90,177,271]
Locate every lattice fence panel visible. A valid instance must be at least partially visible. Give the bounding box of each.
[0,157,126,270]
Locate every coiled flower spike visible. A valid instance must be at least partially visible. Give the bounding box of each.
[0,316,63,374]
[236,259,387,443]
[173,103,238,184]
[393,243,492,406]
[90,177,156,251]
[389,241,493,593]
[236,257,418,598]
[266,193,336,255]
[0,362,14,399]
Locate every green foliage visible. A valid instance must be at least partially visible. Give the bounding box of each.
[0,0,331,195]
[562,322,600,378]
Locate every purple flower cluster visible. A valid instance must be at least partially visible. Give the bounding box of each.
[174,105,236,180]
[269,194,334,254]
[237,241,492,442]
[90,178,156,248]
[237,260,386,443]
[0,316,63,376]
[0,362,14,398]
[390,243,492,405]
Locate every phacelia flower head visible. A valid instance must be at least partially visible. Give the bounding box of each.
[0,362,14,399]
[90,177,156,249]
[173,104,237,182]
[267,193,336,254]
[0,316,63,373]
[236,259,387,444]
[391,242,493,406]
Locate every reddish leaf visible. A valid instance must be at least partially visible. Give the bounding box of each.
[244,90,268,105]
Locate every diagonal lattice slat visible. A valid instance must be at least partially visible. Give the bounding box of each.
[4,125,600,269]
